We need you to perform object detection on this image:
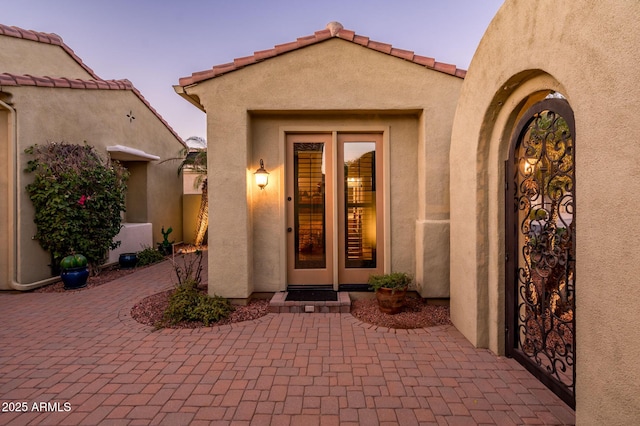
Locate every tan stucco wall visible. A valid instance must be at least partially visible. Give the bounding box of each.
[182,194,201,245]
[0,36,94,79]
[450,0,640,422]
[182,38,462,299]
[4,86,183,288]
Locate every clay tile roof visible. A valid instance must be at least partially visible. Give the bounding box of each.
[0,23,99,80]
[0,23,185,145]
[0,73,183,144]
[178,22,466,87]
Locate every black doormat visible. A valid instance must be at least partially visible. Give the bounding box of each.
[285,290,338,302]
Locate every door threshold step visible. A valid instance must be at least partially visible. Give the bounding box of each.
[269,292,351,313]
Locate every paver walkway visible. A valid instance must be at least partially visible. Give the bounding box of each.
[0,259,575,425]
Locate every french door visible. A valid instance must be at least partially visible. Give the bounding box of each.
[286,133,384,287]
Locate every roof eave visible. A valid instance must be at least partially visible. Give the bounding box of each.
[173,85,205,112]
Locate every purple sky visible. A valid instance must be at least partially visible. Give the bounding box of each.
[2,0,503,141]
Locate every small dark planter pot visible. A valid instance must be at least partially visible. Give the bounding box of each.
[61,267,89,290]
[119,253,138,269]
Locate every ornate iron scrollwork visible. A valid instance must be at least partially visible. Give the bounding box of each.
[508,98,576,407]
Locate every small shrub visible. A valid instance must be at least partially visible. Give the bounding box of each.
[158,250,233,328]
[162,279,233,326]
[136,247,165,266]
[368,272,413,292]
[190,295,234,326]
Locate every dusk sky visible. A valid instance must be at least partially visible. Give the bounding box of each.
[2,0,504,141]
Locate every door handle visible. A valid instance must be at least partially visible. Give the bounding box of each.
[287,227,293,233]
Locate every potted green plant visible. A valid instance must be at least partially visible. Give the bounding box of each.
[60,254,89,290]
[368,272,412,314]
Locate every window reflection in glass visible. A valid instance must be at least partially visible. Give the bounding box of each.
[344,142,376,268]
[294,143,326,269]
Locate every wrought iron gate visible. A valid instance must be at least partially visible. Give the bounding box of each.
[505,98,576,408]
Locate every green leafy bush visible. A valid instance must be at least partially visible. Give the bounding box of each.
[136,247,166,266]
[159,251,233,327]
[368,272,413,292]
[162,279,233,327]
[24,142,128,273]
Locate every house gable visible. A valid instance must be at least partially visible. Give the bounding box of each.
[0,24,98,80]
[176,22,466,110]
[198,38,462,112]
[0,73,182,143]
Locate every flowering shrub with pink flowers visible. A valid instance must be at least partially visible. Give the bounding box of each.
[25,142,129,274]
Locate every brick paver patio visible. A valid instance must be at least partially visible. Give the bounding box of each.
[0,259,575,425]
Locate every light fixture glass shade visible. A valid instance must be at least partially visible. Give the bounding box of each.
[254,159,269,189]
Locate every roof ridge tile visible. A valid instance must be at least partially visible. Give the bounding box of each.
[352,35,370,46]
[367,40,393,54]
[212,62,235,76]
[313,29,332,41]
[336,29,355,41]
[0,73,18,85]
[14,75,35,86]
[390,47,415,61]
[32,75,55,87]
[0,24,21,38]
[274,40,299,54]
[234,55,257,68]
[50,77,71,88]
[254,48,277,61]
[433,61,457,75]
[19,29,39,42]
[413,55,436,68]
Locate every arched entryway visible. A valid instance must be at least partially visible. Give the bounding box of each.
[505,97,576,408]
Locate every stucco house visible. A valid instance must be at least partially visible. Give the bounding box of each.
[0,24,185,291]
[175,22,465,301]
[177,1,640,420]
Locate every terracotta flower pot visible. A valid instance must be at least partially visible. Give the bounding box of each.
[375,287,408,314]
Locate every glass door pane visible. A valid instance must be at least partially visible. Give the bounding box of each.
[294,143,326,269]
[343,142,377,268]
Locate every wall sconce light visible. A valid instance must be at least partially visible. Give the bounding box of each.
[254,159,269,190]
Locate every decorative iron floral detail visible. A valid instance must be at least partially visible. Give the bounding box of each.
[513,106,575,400]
